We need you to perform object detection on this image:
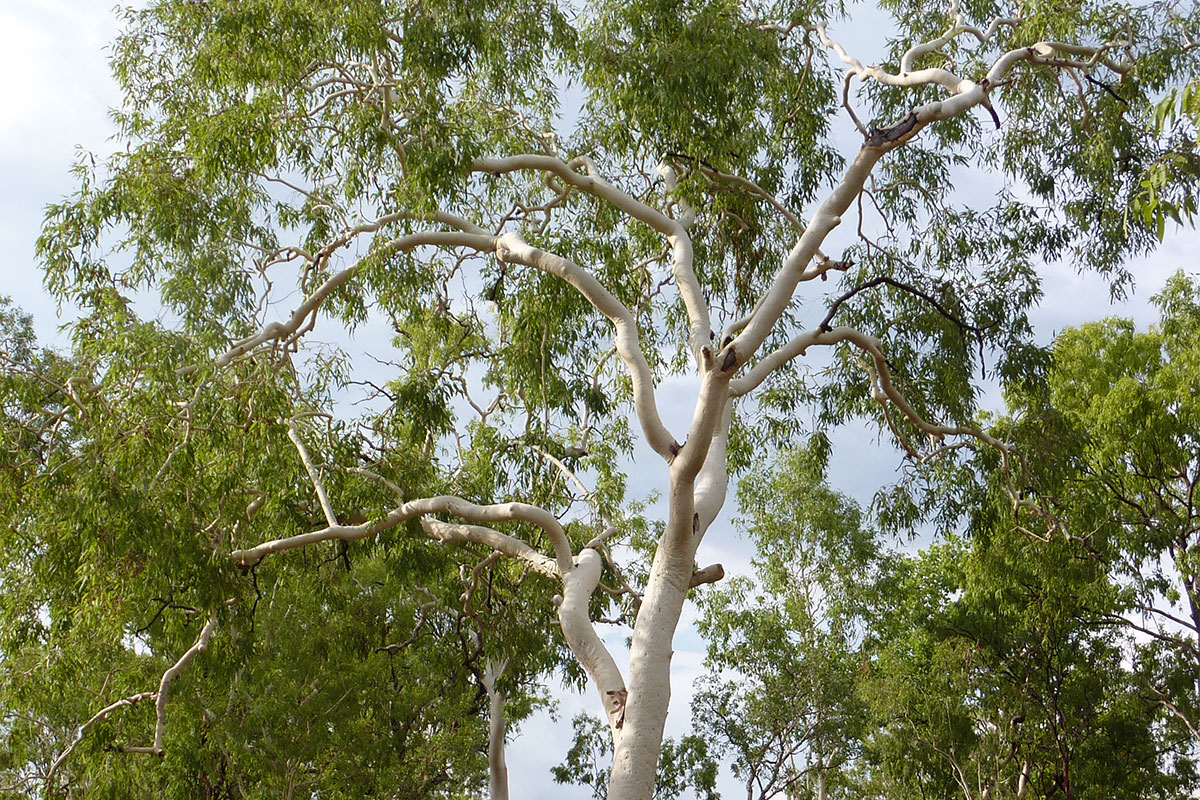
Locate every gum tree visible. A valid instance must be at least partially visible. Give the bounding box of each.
[9,0,1199,797]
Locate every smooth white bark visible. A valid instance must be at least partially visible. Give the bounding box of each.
[233,495,574,574]
[480,659,512,800]
[559,549,629,733]
[494,232,679,461]
[476,155,712,364]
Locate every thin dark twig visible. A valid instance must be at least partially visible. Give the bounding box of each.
[135,598,172,636]
[1084,73,1129,106]
[819,276,991,335]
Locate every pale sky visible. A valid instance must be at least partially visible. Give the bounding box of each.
[0,4,1193,799]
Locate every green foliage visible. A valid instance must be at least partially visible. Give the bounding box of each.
[1129,79,1200,241]
[984,270,1200,755]
[694,445,883,797]
[9,0,1200,795]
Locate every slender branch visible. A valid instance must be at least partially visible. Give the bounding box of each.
[288,419,338,528]
[664,153,807,234]
[45,692,157,788]
[46,614,220,788]
[899,1,1020,76]
[213,229,496,368]
[729,34,1129,374]
[1148,684,1200,742]
[817,275,992,336]
[734,325,1007,454]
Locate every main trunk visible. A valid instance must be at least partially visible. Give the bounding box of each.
[605,481,699,799]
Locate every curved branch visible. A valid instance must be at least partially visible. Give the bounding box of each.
[150,615,218,755]
[421,518,560,579]
[48,612,220,785]
[215,229,496,367]
[899,1,1020,75]
[495,233,678,461]
[45,692,157,788]
[846,328,1009,451]
[732,325,1007,453]
[475,154,711,363]
[558,548,627,735]
[232,495,575,575]
[817,275,993,338]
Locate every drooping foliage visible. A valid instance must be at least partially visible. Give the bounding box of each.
[4,0,1200,796]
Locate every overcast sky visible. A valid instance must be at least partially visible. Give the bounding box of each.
[0,4,1194,799]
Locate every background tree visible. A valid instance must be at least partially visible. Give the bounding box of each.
[2,0,1198,798]
[696,436,1197,800]
[985,270,1200,747]
[693,443,878,800]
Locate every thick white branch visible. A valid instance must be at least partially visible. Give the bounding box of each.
[692,400,732,542]
[476,154,711,364]
[480,658,512,800]
[558,549,627,735]
[232,495,575,574]
[731,145,890,367]
[151,615,218,754]
[421,518,560,579]
[495,233,678,460]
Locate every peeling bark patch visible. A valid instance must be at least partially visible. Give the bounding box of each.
[607,689,628,729]
[865,112,918,147]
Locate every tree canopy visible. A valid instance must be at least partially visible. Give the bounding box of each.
[2,0,1199,797]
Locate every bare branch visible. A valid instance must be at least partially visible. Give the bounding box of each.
[421,518,560,579]
[899,1,1020,75]
[475,154,711,364]
[213,229,496,368]
[495,233,679,461]
[733,325,1007,457]
[46,613,219,788]
[45,692,157,788]
[232,494,575,574]
[729,33,1130,374]
[288,418,338,528]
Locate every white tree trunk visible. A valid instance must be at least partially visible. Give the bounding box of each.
[481,659,511,800]
[606,520,697,799]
